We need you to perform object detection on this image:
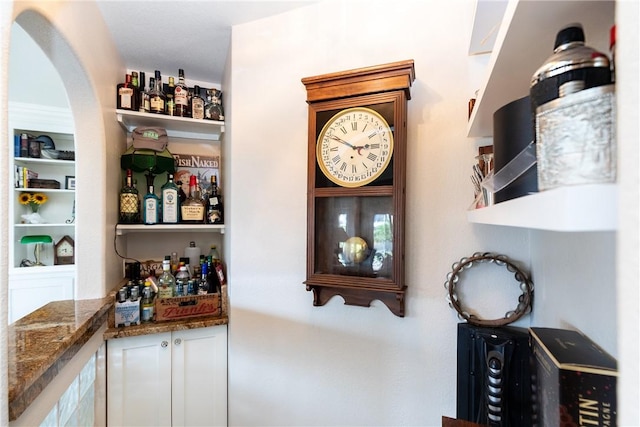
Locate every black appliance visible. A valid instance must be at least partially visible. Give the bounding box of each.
[456,323,534,426]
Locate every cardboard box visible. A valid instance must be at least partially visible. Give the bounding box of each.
[530,327,617,427]
[115,299,141,327]
[155,293,220,322]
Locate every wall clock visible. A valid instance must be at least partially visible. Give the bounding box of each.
[302,60,415,317]
[54,235,75,265]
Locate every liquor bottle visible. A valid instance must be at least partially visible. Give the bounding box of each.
[142,76,153,113]
[138,71,146,112]
[157,257,176,298]
[204,89,224,121]
[131,71,139,91]
[141,280,154,322]
[142,173,160,225]
[119,169,140,223]
[116,74,138,110]
[174,68,190,117]
[181,175,205,223]
[175,265,190,297]
[198,261,209,294]
[149,70,166,114]
[206,175,223,224]
[191,85,205,119]
[166,76,176,116]
[161,173,180,223]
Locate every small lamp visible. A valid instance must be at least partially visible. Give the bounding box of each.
[20,235,53,266]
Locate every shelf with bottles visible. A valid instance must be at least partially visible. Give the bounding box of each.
[115,223,225,236]
[467,0,614,138]
[116,109,224,141]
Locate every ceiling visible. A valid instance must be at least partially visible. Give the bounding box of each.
[96,1,316,85]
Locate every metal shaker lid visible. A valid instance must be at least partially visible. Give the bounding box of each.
[531,23,609,87]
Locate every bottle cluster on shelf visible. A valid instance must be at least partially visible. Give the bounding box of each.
[116,244,225,325]
[117,68,224,121]
[119,169,223,225]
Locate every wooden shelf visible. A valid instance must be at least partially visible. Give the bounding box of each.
[116,109,224,140]
[116,223,225,235]
[467,184,617,232]
[467,0,614,137]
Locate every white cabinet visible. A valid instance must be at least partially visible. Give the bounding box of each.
[107,325,228,427]
[466,0,616,231]
[8,266,74,323]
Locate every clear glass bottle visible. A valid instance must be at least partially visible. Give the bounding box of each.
[198,261,209,294]
[191,85,205,119]
[204,89,224,121]
[166,76,176,116]
[175,265,190,297]
[174,68,190,117]
[161,173,180,223]
[149,70,166,114]
[181,175,205,223]
[157,257,176,298]
[141,280,155,322]
[119,169,140,223]
[143,173,160,225]
[142,76,153,113]
[117,74,138,111]
[206,175,223,224]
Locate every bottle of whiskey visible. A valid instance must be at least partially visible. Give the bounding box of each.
[205,89,224,121]
[174,69,190,117]
[166,76,176,116]
[157,257,176,298]
[181,175,205,223]
[191,85,205,119]
[206,175,223,224]
[119,169,140,223]
[131,71,139,91]
[143,173,160,225]
[116,74,138,110]
[161,173,180,223]
[149,70,166,114]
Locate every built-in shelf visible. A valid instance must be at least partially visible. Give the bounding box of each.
[467,0,614,137]
[14,158,75,166]
[116,223,225,235]
[14,188,74,194]
[116,109,225,140]
[467,184,617,232]
[15,223,75,228]
[11,264,75,275]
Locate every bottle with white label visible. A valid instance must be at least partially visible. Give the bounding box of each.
[143,173,160,225]
[161,173,180,224]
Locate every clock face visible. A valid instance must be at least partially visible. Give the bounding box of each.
[57,241,73,256]
[316,107,393,188]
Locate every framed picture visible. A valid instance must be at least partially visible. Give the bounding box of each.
[65,176,76,190]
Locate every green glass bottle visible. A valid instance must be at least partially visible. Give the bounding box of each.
[119,169,140,223]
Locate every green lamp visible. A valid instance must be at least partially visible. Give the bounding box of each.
[20,235,53,266]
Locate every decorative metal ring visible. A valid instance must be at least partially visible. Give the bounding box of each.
[444,252,534,327]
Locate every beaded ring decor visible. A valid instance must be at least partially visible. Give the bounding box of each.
[444,252,534,327]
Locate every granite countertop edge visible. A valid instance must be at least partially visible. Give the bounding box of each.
[8,289,229,422]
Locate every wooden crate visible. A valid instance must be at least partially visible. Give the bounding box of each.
[155,293,221,322]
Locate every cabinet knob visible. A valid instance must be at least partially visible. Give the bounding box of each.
[161,340,168,348]
[174,338,182,345]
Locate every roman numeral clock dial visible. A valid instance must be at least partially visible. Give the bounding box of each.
[316,107,393,187]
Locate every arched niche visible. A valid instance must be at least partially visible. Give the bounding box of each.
[7,8,118,316]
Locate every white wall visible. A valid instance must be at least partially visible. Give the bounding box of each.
[0,2,124,424]
[228,1,535,425]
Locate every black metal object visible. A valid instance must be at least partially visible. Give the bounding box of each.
[456,323,533,426]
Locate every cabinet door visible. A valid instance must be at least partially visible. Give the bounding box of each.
[107,332,172,427]
[172,325,228,427]
[8,270,74,323]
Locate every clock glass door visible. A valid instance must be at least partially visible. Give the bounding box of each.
[314,195,394,280]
